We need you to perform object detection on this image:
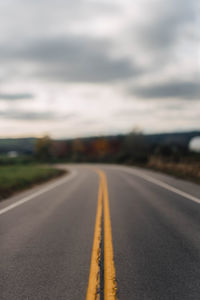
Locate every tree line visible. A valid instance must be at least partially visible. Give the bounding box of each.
[35,131,198,164]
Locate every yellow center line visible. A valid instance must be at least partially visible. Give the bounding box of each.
[86,169,117,300]
[99,171,117,300]
[86,177,103,300]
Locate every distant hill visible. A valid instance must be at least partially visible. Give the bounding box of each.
[0,138,36,154]
[0,131,199,154]
[145,131,200,147]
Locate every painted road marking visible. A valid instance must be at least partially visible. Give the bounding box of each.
[0,170,77,216]
[116,166,200,205]
[87,170,117,300]
[100,171,117,300]
[86,179,103,300]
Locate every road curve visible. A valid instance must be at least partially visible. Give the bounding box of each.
[0,164,200,299]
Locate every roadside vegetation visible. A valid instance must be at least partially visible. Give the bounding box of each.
[0,130,199,197]
[32,133,200,184]
[147,156,200,184]
[0,165,66,201]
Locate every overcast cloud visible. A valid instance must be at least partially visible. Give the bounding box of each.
[0,93,34,100]
[130,80,200,100]
[0,0,199,138]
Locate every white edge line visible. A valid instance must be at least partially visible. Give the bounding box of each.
[0,170,77,216]
[118,167,200,205]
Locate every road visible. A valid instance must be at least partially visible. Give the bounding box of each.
[0,164,200,300]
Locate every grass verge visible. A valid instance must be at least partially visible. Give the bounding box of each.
[0,164,66,201]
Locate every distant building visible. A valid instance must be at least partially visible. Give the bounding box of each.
[7,151,19,158]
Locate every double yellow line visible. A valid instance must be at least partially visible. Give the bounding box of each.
[86,170,117,300]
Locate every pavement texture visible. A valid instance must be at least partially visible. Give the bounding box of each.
[0,164,200,300]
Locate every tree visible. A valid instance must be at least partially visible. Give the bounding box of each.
[123,129,149,163]
[93,138,111,158]
[50,141,68,159]
[35,135,52,161]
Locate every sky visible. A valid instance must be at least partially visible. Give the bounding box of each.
[0,0,199,138]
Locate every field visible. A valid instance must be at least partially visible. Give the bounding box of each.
[0,165,66,201]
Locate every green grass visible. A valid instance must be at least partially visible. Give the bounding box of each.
[0,164,66,200]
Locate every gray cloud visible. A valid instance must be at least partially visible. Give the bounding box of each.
[0,0,197,85]
[0,110,74,121]
[0,36,140,83]
[0,0,199,136]
[135,0,197,53]
[0,93,34,100]
[130,80,200,100]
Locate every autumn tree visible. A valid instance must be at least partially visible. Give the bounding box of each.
[93,138,111,158]
[50,141,68,159]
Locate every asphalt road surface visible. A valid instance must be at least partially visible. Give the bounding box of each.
[0,164,200,300]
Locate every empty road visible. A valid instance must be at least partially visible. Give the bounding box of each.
[0,164,200,299]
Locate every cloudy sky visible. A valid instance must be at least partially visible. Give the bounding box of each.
[0,0,199,138]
